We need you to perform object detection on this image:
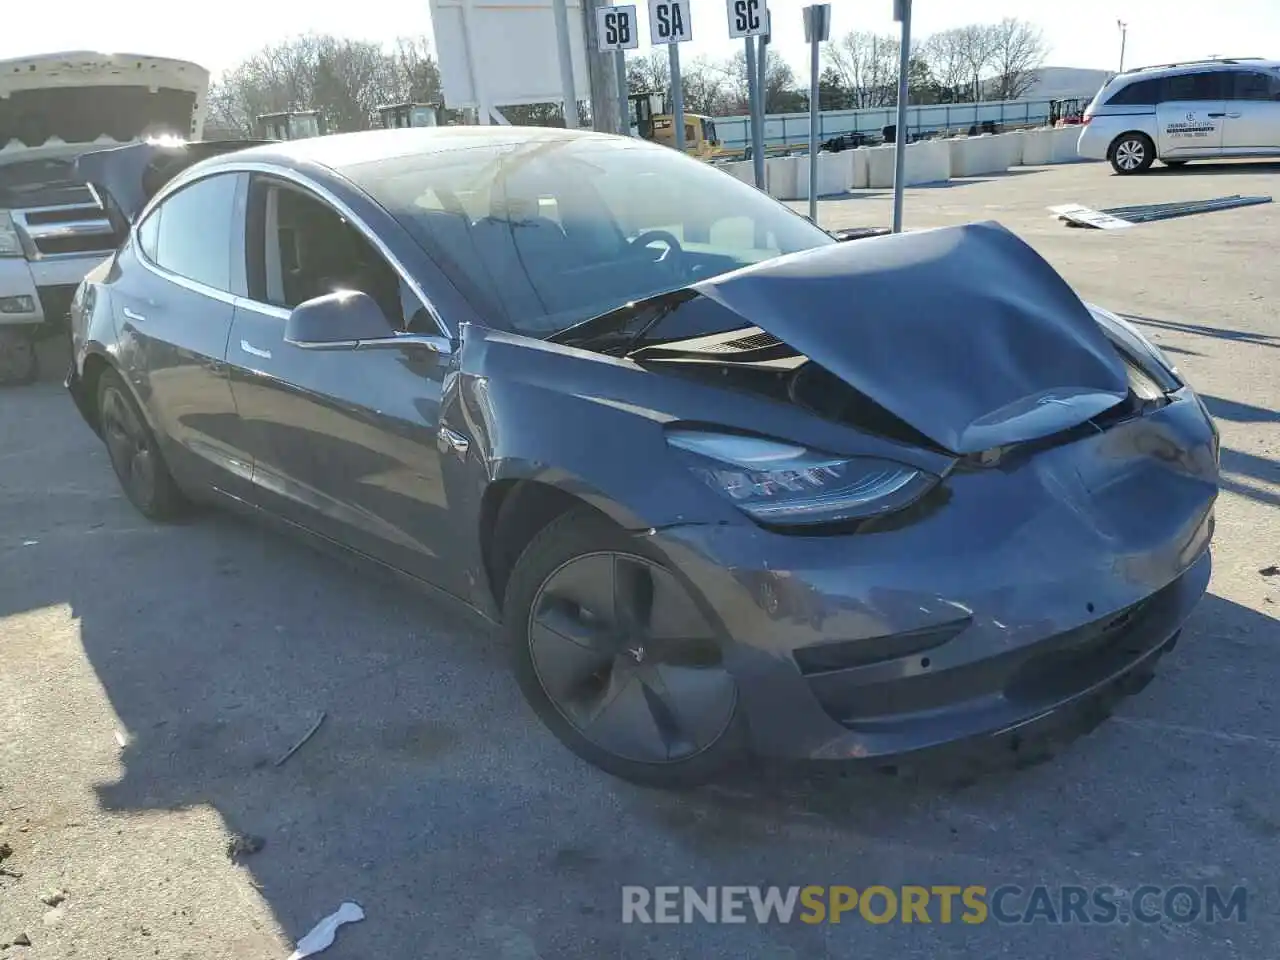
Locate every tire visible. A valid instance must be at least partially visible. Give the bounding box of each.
[503,506,746,788]
[96,368,190,521]
[1109,133,1155,175]
[0,328,39,386]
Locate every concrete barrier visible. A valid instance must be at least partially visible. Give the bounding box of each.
[997,131,1024,168]
[765,156,801,200]
[720,160,756,186]
[948,135,1009,178]
[796,152,853,198]
[851,148,870,190]
[1018,127,1054,165]
[1050,125,1083,163]
[866,140,951,188]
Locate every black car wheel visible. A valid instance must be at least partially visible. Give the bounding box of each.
[1109,133,1155,175]
[0,328,38,386]
[504,507,745,787]
[97,368,189,521]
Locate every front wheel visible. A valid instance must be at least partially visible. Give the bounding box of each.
[503,507,746,788]
[1110,133,1155,175]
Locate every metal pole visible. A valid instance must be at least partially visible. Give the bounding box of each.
[891,0,912,233]
[807,31,820,222]
[1117,21,1128,73]
[551,0,579,127]
[745,37,764,187]
[616,50,630,135]
[669,43,685,152]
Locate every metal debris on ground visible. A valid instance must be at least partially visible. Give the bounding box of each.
[274,712,326,767]
[287,902,365,960]
[10,933,33,947]
[1261,565,1279,577]
[39,889,66,907]
[1051,195,1273,229]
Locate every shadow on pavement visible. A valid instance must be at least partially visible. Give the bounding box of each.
[1127,315,1279,349]
[1202,395,1280,425]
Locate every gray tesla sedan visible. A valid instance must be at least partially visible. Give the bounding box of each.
[66,127,1220,787]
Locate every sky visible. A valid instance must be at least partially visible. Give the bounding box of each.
[1,0,1277,84]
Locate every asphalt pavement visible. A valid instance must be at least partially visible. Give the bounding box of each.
[2,158,1278,959]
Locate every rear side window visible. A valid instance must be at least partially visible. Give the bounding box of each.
[1163,71,1225,101]
[150,173,240,292]
[1230,70,1280,101]
[1106,78,1161,106]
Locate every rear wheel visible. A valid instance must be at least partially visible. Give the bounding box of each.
[1110,133,1155,175]
[97,368,189,521]
[503,507,745,788]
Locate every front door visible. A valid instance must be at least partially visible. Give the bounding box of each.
[1156,71,1226,156]
[226,175,465,596]
[1222,69,1280,152]
[109,171,253,496]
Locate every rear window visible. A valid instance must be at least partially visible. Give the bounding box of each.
[1105,78,1162,106]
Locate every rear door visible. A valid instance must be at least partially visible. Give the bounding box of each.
[108,171,253,496]
[1156,71,1227,156]
[1222,69,1280,152]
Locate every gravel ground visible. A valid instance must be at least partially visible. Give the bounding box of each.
[1,158,1278,960]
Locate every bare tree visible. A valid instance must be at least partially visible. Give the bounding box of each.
[681,57,730,116]
[824,31,899,108]
[625,49,670,94]
[988,17,1048,100]
[382,35,443,104]
[719,50,799,114]
[954,24,999,102]
[920,29,972,102]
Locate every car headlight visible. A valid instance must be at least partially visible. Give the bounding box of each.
[0,211,23,257]
[666,429,937,526]
[1088,303,1180,381]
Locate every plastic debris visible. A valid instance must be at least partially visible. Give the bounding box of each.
[287,902,364,960]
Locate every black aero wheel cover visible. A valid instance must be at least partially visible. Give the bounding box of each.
[527,550,736,765]
[101,383,157,508]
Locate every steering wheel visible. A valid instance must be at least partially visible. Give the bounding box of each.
[628,229,685,276]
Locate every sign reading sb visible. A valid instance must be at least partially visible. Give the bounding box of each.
[648,0,692,44]
[726,0,767,38]
[596,4,640,51]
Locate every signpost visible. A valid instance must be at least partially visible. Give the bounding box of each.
[891,0,911,232]
[754,9,770,189]
[802,4,830,223]
[648,0,692,150]
[727,0,768,186]
[596,3,639,134]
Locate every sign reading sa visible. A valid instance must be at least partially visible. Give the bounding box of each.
[596,4,639,51]
[726,0,767,38]
[648,0,692,44]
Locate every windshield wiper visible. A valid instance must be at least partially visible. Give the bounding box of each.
[549,287,695,352]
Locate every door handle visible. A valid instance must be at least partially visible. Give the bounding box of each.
[240,340,272,360]
[1207,112,1226,118]
[121,307,146,323]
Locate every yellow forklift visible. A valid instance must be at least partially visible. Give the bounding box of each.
[254,110,327,141]
[628,92,726,159]
[377,102,440,128]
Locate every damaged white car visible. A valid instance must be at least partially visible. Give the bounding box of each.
[0,51,210,383]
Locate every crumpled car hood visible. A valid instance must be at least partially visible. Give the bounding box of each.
[686,221,1129,455]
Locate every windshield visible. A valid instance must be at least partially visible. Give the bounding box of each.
[344,136,834,336]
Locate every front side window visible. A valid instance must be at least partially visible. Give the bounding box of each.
[344,136,834,337]
[1163,71,1225,102]
[1230,70,1280,101]
[150,173,240,292]
[247,178,428,331]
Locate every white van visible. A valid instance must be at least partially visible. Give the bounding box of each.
[1077,57,1280,174]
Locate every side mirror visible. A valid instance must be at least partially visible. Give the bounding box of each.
[284,291,396,348]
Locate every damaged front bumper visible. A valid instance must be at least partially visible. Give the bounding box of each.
[642,387,1219,762]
